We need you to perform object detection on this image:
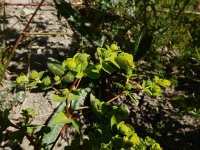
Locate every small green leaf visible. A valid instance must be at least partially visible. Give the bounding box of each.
[38,71,45,79]
[55,111,72,124]
[42,76,51,86]
[68,90,80,101]
[105,52,120,68]
[114,82,126,90]
[71,119,81,134]
[127,92,137,105]
[47,61,65,76]
[97,47,107,57]
[30,70,40,80]
[54,76,60,82]
[150,143,162,150]
[27,126,37,135]
[154,76,171,88]
[85,67,101,79]
[16,74,29,84]
[27,81,38,87]
[61,88,69,95]
[144,136,156,146]
[125,83,133,90]
[111,115,118,128]
[62,58,77,70]
[74,53,90,62]
[101,62,116,74]
[52,93,66,102]
[109,43,120,51]
[115,52,135,70]
[63,71,75,83]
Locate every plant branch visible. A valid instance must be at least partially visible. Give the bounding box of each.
[21,32,69,36]
[107,92,123,103]
[50,78,80,150]
[75,78,81,90]
[0,0,46,82]
[50,124,67,150]
[65,78,78,117]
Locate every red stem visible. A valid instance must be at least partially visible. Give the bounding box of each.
[66,78,78,117]
[50,124,67,150]
[0,0,46,82]
[50,78,81,150]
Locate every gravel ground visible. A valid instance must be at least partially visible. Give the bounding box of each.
[1,1,200,150]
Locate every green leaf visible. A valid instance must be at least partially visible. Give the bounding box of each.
[150,143,162,150]
[41,76,52,90]
[74,53,90,63]
[117,121,135,136]
[16,74,29,84]
[62,58,77,70]
[143,88,153,96]
[63,71,75,83]
[21,108,37,118]
[68,90,80,101]
[111,115,118,128]
[90,93,103,115]
[114,82,126,90]
[52,93,66,102]
[97,47,107,57]
[71,119,81,134]
[38,71,45,79]
[27,126,37,135]
[105,52,120,68]
[85,67,101,79]
[27,81,38,87]
[55,111,72,124]
[109,43,120,52]
[70,88,91,112]
[41,102,66,149]
[154,76,171,88]
[115,52,135,70]
[127,92,137,105]
[114,106,128,119]
[101,62,116,74]
[47,61,66,76]
[29,70,40,80]
[145,136,156,146]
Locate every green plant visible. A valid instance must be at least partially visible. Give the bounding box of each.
[0,44,171,149]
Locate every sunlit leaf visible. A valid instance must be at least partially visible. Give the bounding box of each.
[101,62,116,74]
[47,61,66,76]
[52,93,65,102]
[55,111,71,124]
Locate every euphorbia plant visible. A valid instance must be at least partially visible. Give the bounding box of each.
[7,44,170,149]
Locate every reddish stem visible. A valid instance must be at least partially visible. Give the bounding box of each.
[66,78,79,117]
[75,78,81,90]
[50,78,81,150]
[0,0,46,82]
[50,124,67,150]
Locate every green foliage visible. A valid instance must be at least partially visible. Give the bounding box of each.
[142,76,171,96]
[1,0,199,149]
[82,94,162,150]
[10,43,171,149]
